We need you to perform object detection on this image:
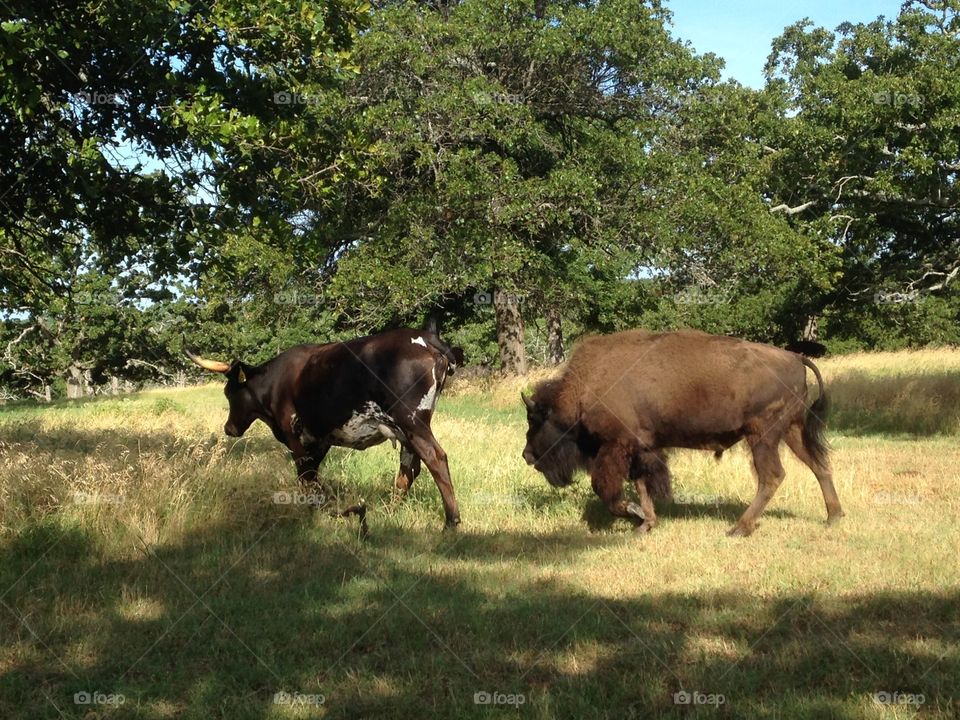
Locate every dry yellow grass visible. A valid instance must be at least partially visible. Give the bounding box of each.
[819,348,960,436]
[0,349,958,718]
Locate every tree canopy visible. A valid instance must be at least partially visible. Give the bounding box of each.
[1,0,958,398]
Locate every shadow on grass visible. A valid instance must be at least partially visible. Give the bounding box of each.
[0,417,279,460]
[0,507,956,720]
[580,498,797,533]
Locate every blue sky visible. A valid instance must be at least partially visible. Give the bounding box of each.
[666,0,906,88]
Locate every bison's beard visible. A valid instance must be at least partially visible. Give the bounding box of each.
[539,439,582,488]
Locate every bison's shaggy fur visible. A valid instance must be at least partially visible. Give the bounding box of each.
[522,329,843,536]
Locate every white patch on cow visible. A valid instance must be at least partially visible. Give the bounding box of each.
[412,367,438,418]
[331,401,400,450]
[411,336,427,348]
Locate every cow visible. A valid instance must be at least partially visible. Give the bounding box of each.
[784,340,827,358]
[521,329,844,537]
[185,328,465,530]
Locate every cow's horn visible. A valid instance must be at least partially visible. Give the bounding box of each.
[184,345,231,373]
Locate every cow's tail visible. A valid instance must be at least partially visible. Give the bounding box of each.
[425,334,465,376]
[800,356,830,467]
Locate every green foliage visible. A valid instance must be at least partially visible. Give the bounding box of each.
[2,0,958,398]
[763,0,960,345]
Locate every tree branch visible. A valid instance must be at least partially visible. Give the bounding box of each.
[770,200,816,215]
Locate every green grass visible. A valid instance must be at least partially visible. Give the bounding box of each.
[1,350,959,719]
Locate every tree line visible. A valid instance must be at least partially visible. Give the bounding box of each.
[1,0,958,400]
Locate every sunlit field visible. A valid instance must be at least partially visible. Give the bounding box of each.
[1,349,958,718]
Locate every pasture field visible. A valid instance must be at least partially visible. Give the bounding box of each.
[0,349,958,719]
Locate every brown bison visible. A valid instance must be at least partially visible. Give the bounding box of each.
[521,329,844,536]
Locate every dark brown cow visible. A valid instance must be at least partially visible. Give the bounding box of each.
[186,328,464,530]
[521,329,844,536]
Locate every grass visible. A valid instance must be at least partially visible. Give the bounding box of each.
[0,349,958,718]
[820,348,960,436]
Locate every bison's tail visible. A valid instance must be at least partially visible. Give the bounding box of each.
[800,356,830,468]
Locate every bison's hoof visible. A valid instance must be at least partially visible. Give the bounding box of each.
[726,523,753,537]
[826,511,845,526]
[633,521,653,534]
[443,518,461,531]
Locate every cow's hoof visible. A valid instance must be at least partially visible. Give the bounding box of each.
[826,511,845,526]
[726,523,753,537]
[443,518,461,532]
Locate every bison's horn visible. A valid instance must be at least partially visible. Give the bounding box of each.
[184,345,231,373]
[521,392,535,411]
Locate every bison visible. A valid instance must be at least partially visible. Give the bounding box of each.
[521,329,844,536]
[185,328,464,530]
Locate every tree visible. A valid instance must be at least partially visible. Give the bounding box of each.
[762,0,960,346]
[319,0,718,372]
[0,0,368,398]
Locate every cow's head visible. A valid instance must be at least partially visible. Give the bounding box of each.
[184,346,260,437]
[521,383,580,488]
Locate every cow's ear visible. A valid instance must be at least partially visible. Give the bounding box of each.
[227,361,248,385]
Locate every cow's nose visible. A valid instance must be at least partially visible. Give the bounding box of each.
[522,448,535,466]
[224,423,239,437]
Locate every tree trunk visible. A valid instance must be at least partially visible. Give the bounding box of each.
[44,384,51,403]
[545,308,564,365]
[494,289,527,375]
[802,315,819,341]
[66,365,84,399]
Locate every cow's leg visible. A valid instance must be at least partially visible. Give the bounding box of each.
[290,441,332,505]
[592,441,649,531]
[729,436,786,537]
[785,424,844,525]
[407,430,460,529]
[394,445,422,495]
[293,443,329,484]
